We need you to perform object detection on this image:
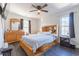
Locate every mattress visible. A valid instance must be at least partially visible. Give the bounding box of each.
[22,34,57,53]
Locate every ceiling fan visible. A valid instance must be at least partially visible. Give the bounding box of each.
[30,4,48,15]
[0,3,7,19]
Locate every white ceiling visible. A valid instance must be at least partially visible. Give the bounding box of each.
[6,3,79,18]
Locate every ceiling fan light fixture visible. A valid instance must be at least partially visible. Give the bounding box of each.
[37,10,41,15]
[37,10,41,13]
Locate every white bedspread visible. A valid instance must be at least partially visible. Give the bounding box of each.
[22,34,57,53]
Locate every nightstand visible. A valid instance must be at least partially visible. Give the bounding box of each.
[60,37,70,44]
[60,37,75,49]
[60,37,70,46]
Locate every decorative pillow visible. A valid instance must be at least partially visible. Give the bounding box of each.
[38,32,51,35]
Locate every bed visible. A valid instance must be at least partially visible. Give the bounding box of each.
[19,25,59,56]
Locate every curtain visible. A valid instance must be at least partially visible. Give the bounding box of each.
[29,20,31,33]
[69,12,75,38]
[20,19,23,29]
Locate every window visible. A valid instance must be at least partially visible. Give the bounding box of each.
[23,20,29,34]
[60,15,69,37]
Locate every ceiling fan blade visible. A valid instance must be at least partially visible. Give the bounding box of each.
[41,10,48,12]
[29,10,38,12]
[32,4,37,9]
[42,4,48,8]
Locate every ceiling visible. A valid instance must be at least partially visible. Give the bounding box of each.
[6,3,79,18]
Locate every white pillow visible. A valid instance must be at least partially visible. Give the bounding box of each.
[38,32,51,35]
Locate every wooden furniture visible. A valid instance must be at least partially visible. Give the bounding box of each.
[5,18,24,43]
[5,30,24,43]
[19,24,59,56]
[42,25,58,35]
[19,38,59,56]
[10,18,21,30]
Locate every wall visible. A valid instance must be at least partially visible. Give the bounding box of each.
[56,5,79,48]
[40,14,59,27]
[40,14,59,36]
[74,7,79,48]
[30,18,40,34]
[6,11,40,34]
[5,11,29,31]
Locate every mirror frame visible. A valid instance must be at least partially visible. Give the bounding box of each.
[10,18,20,31]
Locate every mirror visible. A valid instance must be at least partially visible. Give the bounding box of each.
[11,22,20,30]
[10,18,21,31]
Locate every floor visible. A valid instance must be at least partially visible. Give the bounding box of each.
[43,45,79,56]
[9,42,26,56]
[9,42,79,56]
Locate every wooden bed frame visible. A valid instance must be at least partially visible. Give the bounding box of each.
[19,39,59,56]
[19,25,59,56]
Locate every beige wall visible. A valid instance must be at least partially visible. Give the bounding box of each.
[30,18,40,34]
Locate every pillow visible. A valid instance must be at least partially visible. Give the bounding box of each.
[38,32,51,35]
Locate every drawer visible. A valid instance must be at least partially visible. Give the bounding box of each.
[5,33,16,43]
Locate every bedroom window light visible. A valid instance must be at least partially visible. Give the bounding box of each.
[60,15,69,37]
[23,20,29,34]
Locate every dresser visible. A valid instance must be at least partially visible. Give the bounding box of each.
[4,30,24,43]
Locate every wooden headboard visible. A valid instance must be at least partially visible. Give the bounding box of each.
[42,25,58,35]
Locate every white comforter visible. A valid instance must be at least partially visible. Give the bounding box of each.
[22,34,57,53]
